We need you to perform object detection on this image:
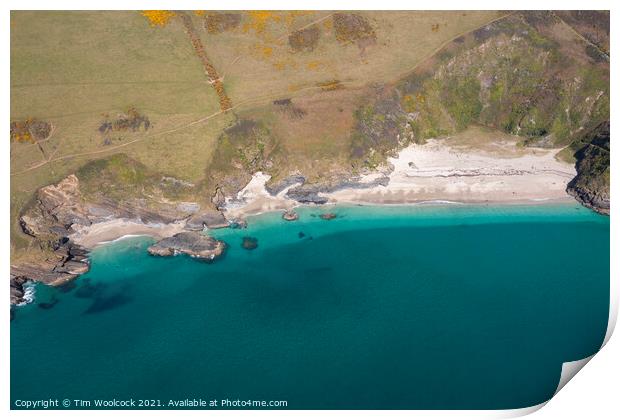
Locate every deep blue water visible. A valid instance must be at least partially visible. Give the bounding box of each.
[10,204,610,409]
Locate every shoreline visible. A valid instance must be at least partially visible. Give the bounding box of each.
[71,198,580,250]
[220,136,578,220]
[13,197,603,308]
[70,135,582,250]
[70,219,186,249]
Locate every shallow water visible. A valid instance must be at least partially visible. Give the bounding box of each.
[11,204,610,409]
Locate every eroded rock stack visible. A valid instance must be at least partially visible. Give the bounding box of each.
[147,232,226,261]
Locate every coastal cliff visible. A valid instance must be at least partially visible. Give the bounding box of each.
[566,121,610,215]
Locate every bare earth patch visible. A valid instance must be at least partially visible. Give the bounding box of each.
[289,25,320,52]
[204,13,241,34]
[10,119,52,143]
[333,13,376,49]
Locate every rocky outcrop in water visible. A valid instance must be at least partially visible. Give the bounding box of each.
[10,276,28,305]
[282,209,299,221]
[147,232,226,260]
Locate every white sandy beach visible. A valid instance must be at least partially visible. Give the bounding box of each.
[70,219,187,248]
[327,138,576,205]
[70,134,578,248]
[222,172,301,219]
[225,135,577,217]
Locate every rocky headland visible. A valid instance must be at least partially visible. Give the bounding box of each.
[10,167,231,304]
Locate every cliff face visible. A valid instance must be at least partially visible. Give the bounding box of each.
[567,121,610,214]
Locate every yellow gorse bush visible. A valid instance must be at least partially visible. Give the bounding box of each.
[142,10,176,27]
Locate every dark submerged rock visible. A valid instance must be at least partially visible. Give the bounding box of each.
[75,280,104,299]
[38,297,60,310]
[58,281,77,293]
[241,236,259,250]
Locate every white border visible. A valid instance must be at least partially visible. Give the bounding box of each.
[3,0,617,418]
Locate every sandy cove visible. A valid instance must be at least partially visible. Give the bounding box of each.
[327,137,576,205]
[70,219,187,249]
[222,172,300,219]
[70,134,578,248]
[225,135,577,217]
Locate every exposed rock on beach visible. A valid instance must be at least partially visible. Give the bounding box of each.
[265,174,306,196]
[285,186,329,204]
[185,210,229,230]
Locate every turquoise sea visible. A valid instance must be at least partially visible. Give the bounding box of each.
[10,204,610,409]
